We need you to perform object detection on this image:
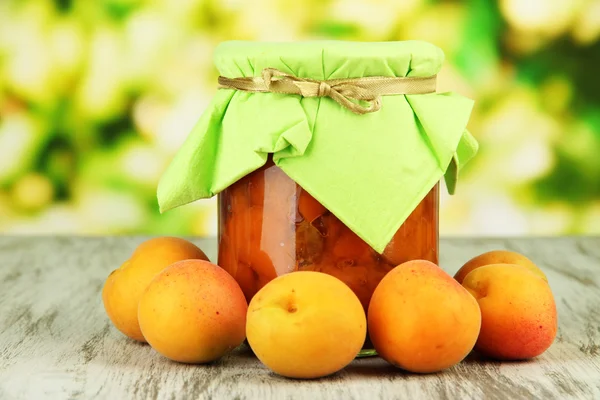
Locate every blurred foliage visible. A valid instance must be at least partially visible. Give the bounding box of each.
[0,0,599,236]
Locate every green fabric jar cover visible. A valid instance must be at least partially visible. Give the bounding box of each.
[157,40,478,253]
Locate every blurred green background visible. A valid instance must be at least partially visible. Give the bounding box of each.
[1,0,599,237]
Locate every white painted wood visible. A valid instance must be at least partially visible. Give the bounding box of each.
[0,236,599,399]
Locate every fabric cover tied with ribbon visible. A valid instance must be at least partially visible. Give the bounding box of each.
[218,68,438,114]
[157,40,478,253]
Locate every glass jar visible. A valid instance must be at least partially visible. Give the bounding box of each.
[218,157,439,311]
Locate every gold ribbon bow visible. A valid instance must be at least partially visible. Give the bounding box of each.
[218,68,437,114]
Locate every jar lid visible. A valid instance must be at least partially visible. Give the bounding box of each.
[158,40,477,252]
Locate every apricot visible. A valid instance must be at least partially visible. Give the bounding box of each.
[382,185,439,266]
[382,222,438,265]
[462,264,557,360]
[227,208,276,272]
[454,250,547,284]
[232,204,295,277]
[331,228,375,265]
[138,259,247,363]
[298,189,327,223]
[368,260,481,373]
[246,271,366,379]
[102,237,209,342]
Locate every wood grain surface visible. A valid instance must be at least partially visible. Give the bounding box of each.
[0,236,599,399]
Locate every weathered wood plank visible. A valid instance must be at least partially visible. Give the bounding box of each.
[0,236,599,399]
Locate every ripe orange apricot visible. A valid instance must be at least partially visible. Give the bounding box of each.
[462,264,557,360]
[138,260,247,363]
[246,271,366,379]
[454,250,547,284]
[368,260,481,373]
[102,237,209,342]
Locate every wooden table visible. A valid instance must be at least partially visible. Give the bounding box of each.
[1,236,599,399]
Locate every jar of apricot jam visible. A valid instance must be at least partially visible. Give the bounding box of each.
[218,157,438,312]
[156,41,477,356]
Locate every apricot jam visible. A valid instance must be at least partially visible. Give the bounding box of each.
[217,158,439,311]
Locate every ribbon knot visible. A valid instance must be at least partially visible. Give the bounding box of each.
[218,68,437,114]
[317,81,330,97]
